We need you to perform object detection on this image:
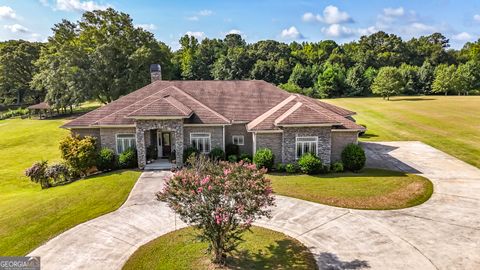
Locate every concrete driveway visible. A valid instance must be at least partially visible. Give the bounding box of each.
[29,141,480,269]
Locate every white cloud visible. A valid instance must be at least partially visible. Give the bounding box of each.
[452,32,474,41]
[280,26,303,39]
[408,22,437,34]
[4,24,29,33]
[135,24,156,31]
[0,6,17,19]
[383,7,404,17]
[185,31,206,40]
[198,10,213,16]
[322,24,354,38]
[39,0,50,7]
[227,29,242,35]
[474,14,480,22]
[186,9,213,21]
[302,5,353,24]
[55,0,110,12]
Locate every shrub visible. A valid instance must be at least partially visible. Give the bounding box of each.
[285,163,299,174]
[253,148,274,170]
[118,148,137,169]
[239,153,253,163]
[298,153,323,174]
[227,155,238,163]
[225,143,239,157]
[209,147,225,161]
[157,155,275,265]
[341,143,366,172]
[275,163,286,172]
[97,148,117,171]
[45,162,72,184]
[183,146,199,163]
[25,161,50,189]
[359,124,367,136]
[331,162,344,173]
[0,107,29,120]
[59,135,97,177]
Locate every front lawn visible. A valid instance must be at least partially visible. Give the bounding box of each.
[269,169,433,210]
[0,118,141,255]
[325,96,480,168]
[122,226,317,270]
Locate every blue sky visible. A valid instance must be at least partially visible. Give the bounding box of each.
[1,0,479,49]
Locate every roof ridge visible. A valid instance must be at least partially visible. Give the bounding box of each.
[163,95,191,115]
[274,102,303,125]
[92,85,170,125]
[169,85,230,124]
[246,95,297,130]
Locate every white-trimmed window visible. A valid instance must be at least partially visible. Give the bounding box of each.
[116,134,136,154]
[295,136,318,159]
[232,135,244,145]
[190,133,211,154]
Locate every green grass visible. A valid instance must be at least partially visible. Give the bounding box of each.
[269,169,433,210]
[325,96,480,168]
[0,118,140,255]
[123,226,317,270]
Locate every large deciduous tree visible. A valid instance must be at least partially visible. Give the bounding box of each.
[432,64,458,95]
[371,66,404,100]
[0,40,42,105]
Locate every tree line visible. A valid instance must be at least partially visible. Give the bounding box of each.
[0,8,479,110]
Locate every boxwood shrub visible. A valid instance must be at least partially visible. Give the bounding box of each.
[209,147,225,161]
[298,153,323,174]
[253,148,274,170]
[97,147,117,171]
[341,143,366,172]
[285,163,299,174]
[119,148,137,169]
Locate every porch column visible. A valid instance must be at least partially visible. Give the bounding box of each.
[174,121,184,167]
[136,127,146,169]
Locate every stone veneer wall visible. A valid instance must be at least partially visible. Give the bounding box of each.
[99,128,136,152]
[135,120,184,169]
[225,124,253,155]
[71,128,101,146]
[183,126,224,151]
[255,133,283,164]
[282,127,332,165]
[331,130,358,162]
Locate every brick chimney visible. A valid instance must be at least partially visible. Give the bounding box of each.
[150,64,162,82]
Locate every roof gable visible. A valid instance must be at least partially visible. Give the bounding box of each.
[127,96,192,118]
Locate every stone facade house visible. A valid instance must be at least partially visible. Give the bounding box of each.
[63,65,365,169]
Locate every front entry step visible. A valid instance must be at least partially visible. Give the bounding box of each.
[144,159,173,171]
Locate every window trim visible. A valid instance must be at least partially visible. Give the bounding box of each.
[295,136,318,159]
[232,135,245,146]
[115,133,136,154]
[190,132,212,154]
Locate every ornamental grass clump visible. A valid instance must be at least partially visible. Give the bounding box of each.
[156,155,275,266]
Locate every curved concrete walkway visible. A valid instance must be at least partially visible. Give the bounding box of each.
[29,141,480,269]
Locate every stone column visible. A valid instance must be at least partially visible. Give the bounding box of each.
[136,127,146,169]
[175,122,184,167]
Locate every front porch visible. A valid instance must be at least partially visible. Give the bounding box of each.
[135,119,184,169]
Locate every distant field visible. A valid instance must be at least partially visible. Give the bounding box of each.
[326,96,480,168]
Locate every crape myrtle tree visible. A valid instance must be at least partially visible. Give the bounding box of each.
[157,155,275,265]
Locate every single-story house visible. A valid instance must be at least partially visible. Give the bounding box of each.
[62,64,365,169]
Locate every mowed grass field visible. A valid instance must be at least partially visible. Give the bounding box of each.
[0,118,140,255]
[325,96,480,168]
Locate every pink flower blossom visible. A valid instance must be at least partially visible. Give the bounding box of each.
[201,175,210,185]
[224,169,232,175]
[197,187,203,193]
[208,185,212,191]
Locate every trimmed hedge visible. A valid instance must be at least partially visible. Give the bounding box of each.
[253,148,275,170]
[341,144,366,172]
[298,153,323,174]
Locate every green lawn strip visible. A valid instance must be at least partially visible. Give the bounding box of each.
[0,116,141,255]
[0,170,141,255]
[325,96,480,168]
[269,169,433,210]
[122,226,317,270]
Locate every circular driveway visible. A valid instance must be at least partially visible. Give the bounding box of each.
[30,141,480,269]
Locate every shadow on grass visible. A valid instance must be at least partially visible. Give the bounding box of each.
[317,252,370,269]
[269,168,410,179]
[359,133,379,139]
[228,239,318,270]
[389,97,436,102]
